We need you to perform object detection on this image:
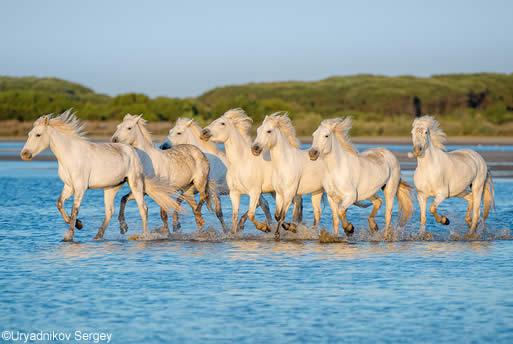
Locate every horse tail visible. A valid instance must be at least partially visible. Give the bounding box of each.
[144,177,183,213]
[396,179,414,226]
[483,170,495,221]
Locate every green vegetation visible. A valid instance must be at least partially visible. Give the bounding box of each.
[1,73,513,136]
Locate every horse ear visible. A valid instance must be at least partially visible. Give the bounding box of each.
[136,114,143,122]
[43,116,50,126]
[185,119,194,127]
[123,113,132,121]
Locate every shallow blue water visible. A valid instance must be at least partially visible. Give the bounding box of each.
[1,144,513,343]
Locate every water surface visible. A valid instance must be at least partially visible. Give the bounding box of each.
[1,143,512,343]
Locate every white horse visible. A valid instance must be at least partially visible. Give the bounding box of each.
[112,114,226,233]
[20,110,181,241]
[411,115,494,235]
[201,109,303,234]
[309,118,413,238]
[164,117,228,194]
[252,113,325,240]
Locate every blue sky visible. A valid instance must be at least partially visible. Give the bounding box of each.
[1,0,512,97]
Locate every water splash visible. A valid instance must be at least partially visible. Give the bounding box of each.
[124,223,512,243]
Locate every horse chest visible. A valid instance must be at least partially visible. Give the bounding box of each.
[414,168,444,195]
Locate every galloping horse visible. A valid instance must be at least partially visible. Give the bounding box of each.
[411,116,494,236]
[112,114,226,233]
[165,118,229,194]
[20,110,181,241]
[202,109,310,234]
[309,118,413,238]
[252,113,325,240]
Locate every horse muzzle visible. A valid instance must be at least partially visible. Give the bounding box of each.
[200,129,212,141]
[159,140,171,150]
[20,150,32,161]
[413,146,423,157]
[251,144,263,156]
[111,136,119,143]
[308,148,320,161]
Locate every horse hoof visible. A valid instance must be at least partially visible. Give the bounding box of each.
[281,222,297,233]
[441,216,450,225]
[344,223,355,236]
[274,231,281,241]
[384,230,394,241]
[119,223,128,234]
[75,219,83,230]
[369,222,379,232]
[93,235,103,241]
[257,224,271,233]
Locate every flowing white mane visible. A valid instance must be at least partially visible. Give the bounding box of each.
[35,109,86,138]
[222,108,253,139]
[264,112,300,148]
[124,113,153,144]
[412,115,447,150]
[175,117,219,151]
[321,117,358,155]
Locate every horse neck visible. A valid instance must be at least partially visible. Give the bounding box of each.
[190,132,224,157]
[48,128,83,164]
[417,140,444,167]
[269,132,297,166]
[325,138,356,169]
[223,129,252,164]
[133,126,156,153]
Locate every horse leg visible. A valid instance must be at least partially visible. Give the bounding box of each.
[159,208,170,235]
[94,185,122,240]
[56,184,83,229]
[258,194,273,225]
[172,197,183,232]
[237,211,249,232]
[229,191,241,234]
[338,194,356,237]
[458,191,473,228]
[118,192,134,234]
[326,195,340,235]
[127,176,149,237]
[383,183,398,240]
[368,195,382,232]
[63,189,85,242]
[311,191,323,228]
[429,193,449,225]
[183,192,205,230]
[278,195,295,235]
[248,192,271,233]
[273,192,287,240]
[417,192,428,226]
[292,195,303,223]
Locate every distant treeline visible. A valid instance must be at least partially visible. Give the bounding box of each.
[1,73,513,136]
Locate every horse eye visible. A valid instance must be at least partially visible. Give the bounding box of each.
[221,122,225,126]
[36,134,41,137]
[267,130,272,134]
[177,132,182,135]
[325,135,329,138]
[127,127,132,130]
